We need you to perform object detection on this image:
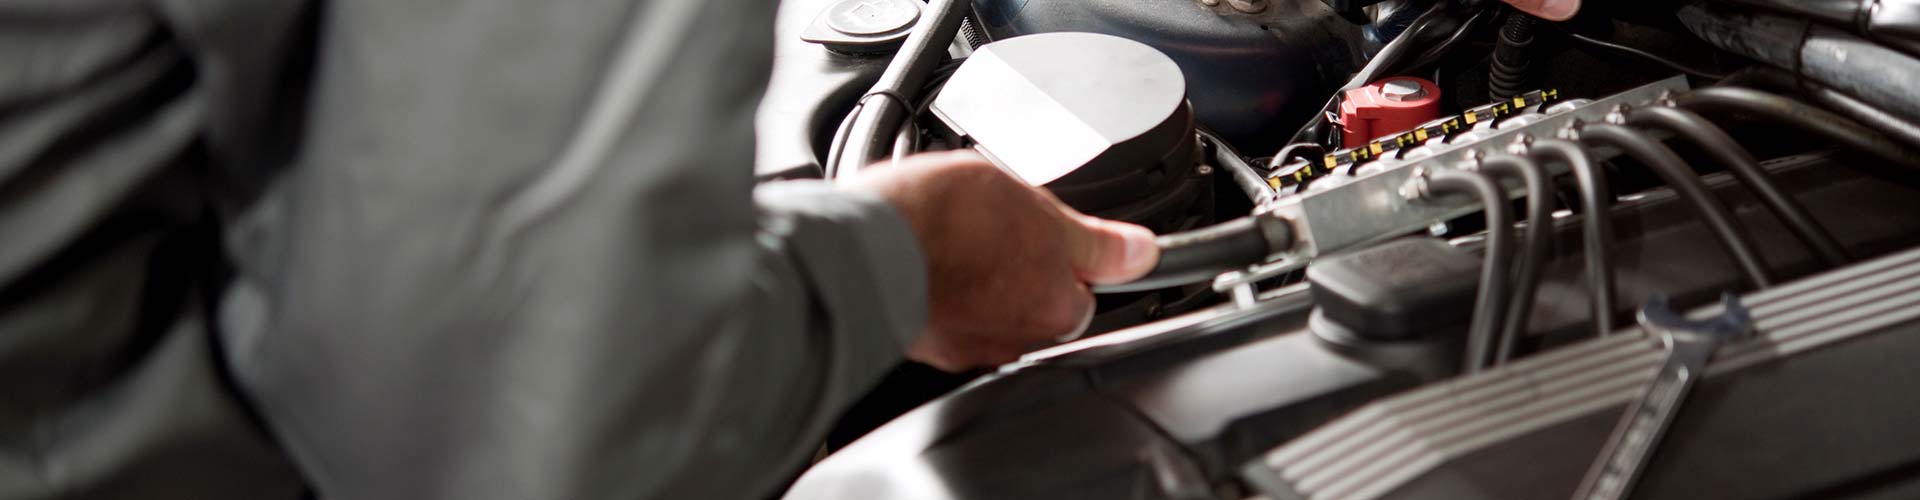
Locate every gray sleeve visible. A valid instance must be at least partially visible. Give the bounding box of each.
[217,0,929,498]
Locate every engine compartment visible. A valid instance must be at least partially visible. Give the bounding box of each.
[759,0,1920,498]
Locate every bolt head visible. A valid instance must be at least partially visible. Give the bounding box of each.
[1507,134,1534,155]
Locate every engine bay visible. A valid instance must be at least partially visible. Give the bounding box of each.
[759,1,1920,498]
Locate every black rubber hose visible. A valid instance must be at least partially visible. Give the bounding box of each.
[1675,87,1920,178]
[1626,106,1852,266]
[1423,169,1514,374]
[1530,140,1617,337]
[1719,0,1920,59]
[1582,124,1776,289]
[1091,215,1293,294]
[1679,6,1920,125]
[1478,154,1553,365]
[827,0,968,179]
[1721,0,1858,26]
[1488,10,1537,101]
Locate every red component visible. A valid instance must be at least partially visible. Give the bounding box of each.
[1339,77,1443,149]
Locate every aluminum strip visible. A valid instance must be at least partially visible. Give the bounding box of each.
[1272,76,1690,258]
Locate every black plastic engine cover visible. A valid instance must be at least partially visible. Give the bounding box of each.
[1308,237,1481,340]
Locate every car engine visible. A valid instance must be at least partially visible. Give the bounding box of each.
[757,0,1920,498]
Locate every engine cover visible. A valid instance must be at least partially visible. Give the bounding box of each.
[933,32,1204,231]
[968,0,1367,153]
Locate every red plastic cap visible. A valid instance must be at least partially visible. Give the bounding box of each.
[1339,77,1443,149]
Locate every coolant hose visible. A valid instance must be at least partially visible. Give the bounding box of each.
[1680,5,1920,125]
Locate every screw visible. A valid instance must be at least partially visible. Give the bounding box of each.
[1507,134,1534,155]
[1654,90,1678,108]
[1559,118,1585,140]
[1401,167,1432,200]
[1196,165,1215,176]
[1605,104,1631,125]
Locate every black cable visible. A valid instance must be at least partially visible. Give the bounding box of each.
[1721,66,1920,154]
[1625,106,1852,266]
[1422,169,1514,374]
[822,108,858,178]
[1268,143,1328,170]
[1478,154,1553,365]
[1581,124,1776,289]
[1405,6,1496,75]
[1530,140,1618,337]
[1675,87,1920,179]
[1791,84,1920,154]
[826,90,914,178]
[1562,31,1730,81]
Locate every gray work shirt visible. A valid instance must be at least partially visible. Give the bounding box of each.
[0,0,927,498]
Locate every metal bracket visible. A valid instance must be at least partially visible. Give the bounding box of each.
[1269,76,1690,260]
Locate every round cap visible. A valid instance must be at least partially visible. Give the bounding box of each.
[931,33,1188,186]
[825,0,920,36]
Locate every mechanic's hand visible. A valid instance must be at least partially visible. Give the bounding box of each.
[845,150,1160,372]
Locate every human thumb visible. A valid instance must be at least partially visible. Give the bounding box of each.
[1065,214,1160,285]
[1502,0,1579,21]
